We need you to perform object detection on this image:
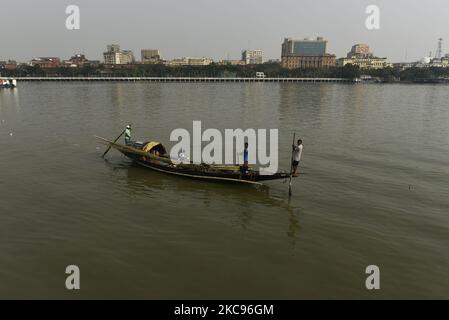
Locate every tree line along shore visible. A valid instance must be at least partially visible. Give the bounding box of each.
[2,63,449,83]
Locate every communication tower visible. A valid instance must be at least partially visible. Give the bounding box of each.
[436,38,443,59]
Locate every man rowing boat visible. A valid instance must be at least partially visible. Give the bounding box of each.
[125,125,132,145]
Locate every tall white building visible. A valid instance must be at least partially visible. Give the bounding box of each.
[103,45,135,65]
[242,50,263,65]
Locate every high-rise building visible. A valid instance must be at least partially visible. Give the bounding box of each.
[103,45,135,65]
[337,44,389,69]
[121,50,135,64]
[281,37,336,69]
[107,44,121,53]
[347,44,373,58]
[242,50,263,64]
[141,49,161,64]
[282,37,327,56]
[435,38,443,59]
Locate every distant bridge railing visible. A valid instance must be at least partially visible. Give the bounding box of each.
[15,77,352,83]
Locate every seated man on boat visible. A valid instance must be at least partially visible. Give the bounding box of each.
[141,141,168,160]
[125,125,132,145]
[177,149,189,163]
[151,148,160,157]
[292,139,303,177]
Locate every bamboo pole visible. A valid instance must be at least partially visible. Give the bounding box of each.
[102,129,126,158]
[289,132,296,197]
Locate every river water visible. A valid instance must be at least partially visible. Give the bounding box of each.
[0,82,448,299]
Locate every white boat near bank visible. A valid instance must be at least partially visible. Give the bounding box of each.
[0,78,17,88]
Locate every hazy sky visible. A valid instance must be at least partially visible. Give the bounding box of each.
[1,0,448,62]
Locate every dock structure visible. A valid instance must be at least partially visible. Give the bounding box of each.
[15,77,351,83]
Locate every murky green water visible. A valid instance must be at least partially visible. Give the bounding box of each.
[0,82,448,299]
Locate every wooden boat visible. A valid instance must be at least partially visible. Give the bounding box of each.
[96,136,294,185]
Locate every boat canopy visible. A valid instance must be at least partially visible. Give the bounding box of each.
[142,141,167,155]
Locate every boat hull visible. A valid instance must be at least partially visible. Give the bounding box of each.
[128,153,290,185]
[134,160,264,185]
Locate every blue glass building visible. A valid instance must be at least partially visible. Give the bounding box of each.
[282,37,327,57]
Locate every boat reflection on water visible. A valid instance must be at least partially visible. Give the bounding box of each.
[104,157,302,243]
[0,86,19,107]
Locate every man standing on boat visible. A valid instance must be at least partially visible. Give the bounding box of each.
[239,142,250,175]
[243,142,249,169]
[125,125,132,145]
[292,139,303,176]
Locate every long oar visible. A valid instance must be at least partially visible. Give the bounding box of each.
[102,129,126,158]
[288,132,296,197]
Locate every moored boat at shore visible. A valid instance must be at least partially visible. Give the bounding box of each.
[0,78,17,88]
[353,75,382,84]
[413,77,449,84]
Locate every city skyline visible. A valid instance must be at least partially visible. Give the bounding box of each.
[1,0,448,63]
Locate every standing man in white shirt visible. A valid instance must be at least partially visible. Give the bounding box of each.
[125,125,132,145]
[292,139,303,176]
